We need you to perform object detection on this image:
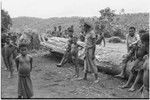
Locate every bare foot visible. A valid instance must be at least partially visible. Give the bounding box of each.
[94,79,99,83]
[128,87,136,92]
[119,84,130,89]
[114,74,125,79]
[56,64,61,67]
[4,67,8,71]
[73,74,79,78]
[8,75,11,79]
[75,77,87,81]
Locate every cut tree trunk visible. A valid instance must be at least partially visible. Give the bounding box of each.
[39,36,138,80]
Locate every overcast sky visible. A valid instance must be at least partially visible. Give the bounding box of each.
[2,0,150,18]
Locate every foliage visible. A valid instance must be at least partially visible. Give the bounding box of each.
[98,7,116,36]
[108,36,123,43]
[1,9,12,33]
[12,13,149,39]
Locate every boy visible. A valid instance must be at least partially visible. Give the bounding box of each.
[15,44,33,98]
[56,28,74,67]
[71,36,80,78]
[120,32,149,92]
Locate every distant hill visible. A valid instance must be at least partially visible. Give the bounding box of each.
[12,13,149,34]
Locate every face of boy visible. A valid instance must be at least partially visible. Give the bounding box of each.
[20,47,28,56]
[129,29,135,36]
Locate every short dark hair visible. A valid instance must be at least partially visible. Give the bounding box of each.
[84,23,91,30]
[139,29,146,33]
[68,27,73,33]
[140,33,149,43]
[129,27,136,31]
[19,44,28,49]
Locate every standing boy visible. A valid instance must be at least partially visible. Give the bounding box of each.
[15,44,33,98]
[56,28,74,67]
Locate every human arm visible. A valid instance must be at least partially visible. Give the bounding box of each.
[129,34,140,47]
[30,57,33,72]
[15,57,19,71]
[102,35,106,47]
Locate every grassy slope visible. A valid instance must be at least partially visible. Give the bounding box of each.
[12,13,149,33]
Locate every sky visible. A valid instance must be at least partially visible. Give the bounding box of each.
[2,0,150,18]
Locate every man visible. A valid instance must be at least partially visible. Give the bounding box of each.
[52,26,57,36]
[115,27,140,78]
[126,27,140,52]
[77,22,99,83]
[57,26,62,37]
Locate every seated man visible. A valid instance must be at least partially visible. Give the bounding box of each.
[115,27,140,78]
[120,32,149,92]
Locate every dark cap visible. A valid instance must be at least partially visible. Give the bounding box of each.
[68,27,73,33]
[84,22,91,29]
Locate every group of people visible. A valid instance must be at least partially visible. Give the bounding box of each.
[1,22,149,98]
[56,23,149,98]
[48,25,74,38]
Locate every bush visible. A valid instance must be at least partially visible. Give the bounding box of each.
[108,36,123,43]
[112,29,125,39]
[103,31,111,38]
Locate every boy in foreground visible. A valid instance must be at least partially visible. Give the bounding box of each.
[15,44,33,98]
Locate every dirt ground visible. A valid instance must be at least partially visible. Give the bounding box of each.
[1,44,144,99]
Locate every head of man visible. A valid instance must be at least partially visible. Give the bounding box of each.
[83,23,92,33]
[58,26,62,31]
[129,27,136,37]
[54,27,57,31]
[68,28,73,38]
[140,32,149,52]
[139,29,147,38]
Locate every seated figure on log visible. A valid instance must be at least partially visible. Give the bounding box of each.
[115,27,140,78]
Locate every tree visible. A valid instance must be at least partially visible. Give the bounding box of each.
[1,9,12,33]
[120,9,125,15]
[98,7,116,37]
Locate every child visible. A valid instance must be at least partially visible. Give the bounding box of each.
[56,28,74,67]
[15,44,33,98]
[71,36,80,78]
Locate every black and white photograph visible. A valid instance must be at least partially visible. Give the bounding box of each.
[1,0,149,99]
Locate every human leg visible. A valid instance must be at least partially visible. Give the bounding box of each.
[128,70,143,92]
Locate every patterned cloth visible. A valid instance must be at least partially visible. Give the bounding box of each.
[16,54,33,98]
[84,30,98,73]
[18,73,33,98]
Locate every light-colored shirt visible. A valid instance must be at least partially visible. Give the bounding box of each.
[126,33,140,46]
